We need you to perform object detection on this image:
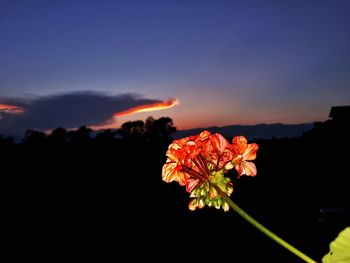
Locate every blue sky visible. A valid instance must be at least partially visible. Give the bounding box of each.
[0,0,349,131]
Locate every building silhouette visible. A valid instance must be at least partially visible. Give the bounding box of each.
[329,106,350,122]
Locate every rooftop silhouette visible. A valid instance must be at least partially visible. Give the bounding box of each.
[329,105,350,122]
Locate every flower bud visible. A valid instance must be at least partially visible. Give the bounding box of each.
[209,186,218,198]
[188,199,197,211]
[226,185,234,196]
[222,202,229,212]
[198,198,205,209]
[214,199,220,209]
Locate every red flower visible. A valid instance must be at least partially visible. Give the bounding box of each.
[162,131,258,211]
[162,131,210,190]
[162,159,190,187]
[204,133,235,170]
[231,136,259,177]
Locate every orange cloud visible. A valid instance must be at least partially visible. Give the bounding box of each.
[0,104,24,113]
[91,98,179,130]
[113,98,179,117]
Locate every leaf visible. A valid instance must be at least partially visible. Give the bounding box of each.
[322,227,350,263]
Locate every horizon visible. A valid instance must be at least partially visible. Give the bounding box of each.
[1,1,349,132]
[0,117,317,142]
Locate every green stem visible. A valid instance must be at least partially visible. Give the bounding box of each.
[213,185,317,263]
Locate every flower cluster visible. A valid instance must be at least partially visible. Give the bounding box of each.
[162,130,258,211]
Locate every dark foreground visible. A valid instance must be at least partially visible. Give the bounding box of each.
[0,120,349,262]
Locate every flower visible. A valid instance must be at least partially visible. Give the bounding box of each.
[161,130,318,263]
[162,130,258,211]
[162,131,210,191]
[231,136,259,177]
[203,132,235,170]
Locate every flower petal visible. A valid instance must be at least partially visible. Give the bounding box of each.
[210,133,230,154]
[162,162,188,185]
[243,143,259,161]
[197,130,211,141]
[235,161,257,177]
[186,178,200,193]
[232,136,248,155]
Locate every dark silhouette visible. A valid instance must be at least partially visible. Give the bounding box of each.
[95,129,118,142]
[117,116,176,145]
[146,116,177,141]
[174,122,314,140]
[48,127,69,143]
[0,113,349,262]
[22,129,47,144]
[329,105,350,122]
[117,120,146,139]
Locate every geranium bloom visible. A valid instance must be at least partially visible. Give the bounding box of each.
[162,131,210,191]
[162,130,258,211]
[202,132,235,171]
[162,131,317,263]
[231,136,259,177]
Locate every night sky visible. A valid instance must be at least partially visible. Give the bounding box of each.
[0,0,349,133]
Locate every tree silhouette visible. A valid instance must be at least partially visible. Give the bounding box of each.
[96,129,118,142]
[145,116,176,143]
[117,120,145,139]
[117,116,176,143]
[0,134,14,145]
[22,129,47,144]
[153,117,176,138]
[69,126,92,143]
[48,127,69,143]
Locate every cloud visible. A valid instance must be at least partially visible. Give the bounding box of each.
[0,91,175,135]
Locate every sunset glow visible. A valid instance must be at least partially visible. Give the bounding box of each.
[0,104,24,114]
[91,98,179,130]
[114,98,179,117]
[1,1,349,133]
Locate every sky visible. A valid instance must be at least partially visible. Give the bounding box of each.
[0,0,350,134]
